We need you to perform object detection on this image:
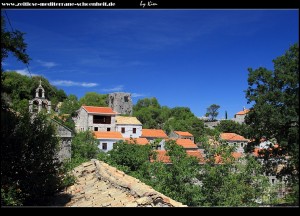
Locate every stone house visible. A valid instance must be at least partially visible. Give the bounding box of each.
[169,131,194,142]
[220,132,249,153]
[52,119,73,161]
[232,107,250,124]
[74,106,118,132]
[115,116,142,138]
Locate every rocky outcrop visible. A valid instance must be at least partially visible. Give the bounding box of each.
[60,160,186,207]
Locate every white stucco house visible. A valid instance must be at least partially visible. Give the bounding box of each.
[115,116,142,138]
[220,133,249,153]
[94,131,124,153]
[74,106,118,132]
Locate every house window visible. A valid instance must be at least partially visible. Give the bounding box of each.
[102,143,107,150]
[271,179,275,184]
[107,128,111,132]
[93,115,111,124]
[133,128,136,134]
[121,127,125,133]
[94,127,98,131]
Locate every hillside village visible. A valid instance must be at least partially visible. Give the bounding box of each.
[25,81,289,206]
[1,36,298,206]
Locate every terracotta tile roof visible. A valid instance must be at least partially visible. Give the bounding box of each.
[115,116,142,125]
[186,150,206,163]
[176,139,198,149]
[235,109,250,115]
[174,131,193,137]
[124,138,149,145]
[82,106,117,114]
[154,150,171,164]
[94,131,123,139]
[215,152,244,164]
[53,160,186,207]
[153,150,205,164]
[220,133,249,142]
[141,129,168,139]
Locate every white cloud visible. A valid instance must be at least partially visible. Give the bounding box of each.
[51,80,98,87]
[131,93,145,98]
[102,85,124,92]
[9,68,39,76]
[37,60,57,68]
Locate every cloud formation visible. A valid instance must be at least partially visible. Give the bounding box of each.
[131,93,145,98]
[102,85,124,92]
[37,60,57,68]
[52,80,98,87]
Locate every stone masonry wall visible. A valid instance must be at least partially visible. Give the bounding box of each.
[109,92,133,116]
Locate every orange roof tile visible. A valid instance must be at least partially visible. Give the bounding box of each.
[176,139,198,149]
[186,150,205,163]
[94,131,123,139]
[83,106,117,114]
[124,138,149,145]
[220,133,249,142]
[153,150,171,163]
[152,150,205,164]
[215,152,244,164]
[141,129,168,139]
[174,131,193,137]
[235,109,250,115]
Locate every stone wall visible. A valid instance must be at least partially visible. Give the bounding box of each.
[109,92,133,116]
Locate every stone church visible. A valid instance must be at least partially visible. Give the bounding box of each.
[29,80,72,161]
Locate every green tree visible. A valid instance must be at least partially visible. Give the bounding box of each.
[1,15,30,74]
[2,72,67,112]
[60,94,80,117]
[205,104,220,121]
[216,120,251,138]
[79,92,108,107]
[245,43,299,205]
[105,140,153,173]
[199,142,272,206]
[1,111,64,205]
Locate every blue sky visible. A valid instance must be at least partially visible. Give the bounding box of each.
[3,9,299,119]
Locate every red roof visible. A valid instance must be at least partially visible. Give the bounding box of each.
[174,131,193,137]
[186,150,205,163]
[176,139,198,149]
[235,109,250,115]
[124,138,149,145]
[82,106,117,114]
[153,150,171,164]
[152,150,205,164]
[220,133,249,142]
[141,129,168,138]
[215,152,244,164]
[94,131,123,139]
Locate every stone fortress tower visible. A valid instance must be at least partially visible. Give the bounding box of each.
[108,92,133,116]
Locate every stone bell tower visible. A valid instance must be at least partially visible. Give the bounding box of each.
[29,80,51,113]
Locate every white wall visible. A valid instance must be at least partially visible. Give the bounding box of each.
[97,139,121,153]
[116,124,142,138]
[227,141,246,153]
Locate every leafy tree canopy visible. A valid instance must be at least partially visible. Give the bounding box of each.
[205,104,220,121]
[245,43,299,205]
